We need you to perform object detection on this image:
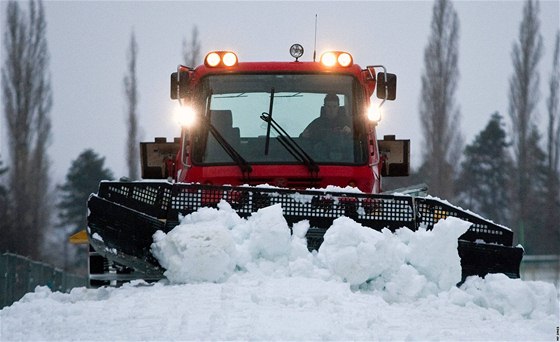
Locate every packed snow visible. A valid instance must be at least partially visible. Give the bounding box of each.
[1,201,558,341]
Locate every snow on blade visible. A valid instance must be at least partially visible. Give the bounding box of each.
[153,201,321,283]
[151,201,241,283]
[151,200,470,297]
[318,216,470,298]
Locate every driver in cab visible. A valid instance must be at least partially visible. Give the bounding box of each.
[300,93,351,139]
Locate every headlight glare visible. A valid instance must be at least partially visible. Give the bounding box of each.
[367,105,382,123]
[174,104,197,127]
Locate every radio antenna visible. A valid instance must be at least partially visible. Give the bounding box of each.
[313,14,318,62]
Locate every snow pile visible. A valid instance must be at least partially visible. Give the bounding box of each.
[152,202,305,283]
[1,201,559,341]
[151,200,549,309]
[452,273,559,319]
[318,215,469,296]
[151,202,241,283]
[152,200,471,294]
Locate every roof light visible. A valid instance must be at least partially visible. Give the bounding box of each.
[320,51,353,67]
[204,51,238,68]
[222,52,238,67]
[205,52,221,67]
[321,52,337,67]
[289,44,304,61]
[338,53,353,67]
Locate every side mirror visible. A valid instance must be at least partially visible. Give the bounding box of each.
[378,135,409,177]
[170,68,190,100]
[376,72,397,101]
[170,72,178,99]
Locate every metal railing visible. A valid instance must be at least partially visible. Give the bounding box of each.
[520,254,560,286]
[0,253,87,309]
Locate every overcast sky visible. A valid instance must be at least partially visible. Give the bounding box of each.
[1,0,559,183]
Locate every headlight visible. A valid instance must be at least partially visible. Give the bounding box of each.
[367,104,382,123]
[174,104,197,127]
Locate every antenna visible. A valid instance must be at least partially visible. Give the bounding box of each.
[313,14,318,62]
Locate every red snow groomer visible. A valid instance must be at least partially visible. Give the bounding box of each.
[84,45,523,286]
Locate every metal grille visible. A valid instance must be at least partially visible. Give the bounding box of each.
[169,184,416,230]
[98,181,173,219]
[131,185,159,205]
[96,181,513,244]
[416,198,512,245]
[108,184,130,197]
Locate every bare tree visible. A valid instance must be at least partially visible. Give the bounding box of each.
[543,30,560,254]
[1,0,52,259]
[508,0,543,248]
[546,31,559,187]
[124,30,139,180]
[419,0,463,199]
[0,157,8,238]
[182,26,201,67]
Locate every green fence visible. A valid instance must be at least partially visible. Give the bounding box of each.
[0,253,87,309]
[520,254,560,287]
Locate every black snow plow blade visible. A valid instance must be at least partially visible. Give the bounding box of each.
[87,181,523,283]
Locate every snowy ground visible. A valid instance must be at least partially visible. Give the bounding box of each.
[1,201,559,341]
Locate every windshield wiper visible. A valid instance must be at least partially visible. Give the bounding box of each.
[206,121,252,179]
[264,88,275,155]
[259,113,319,177]
[204,92,252,179]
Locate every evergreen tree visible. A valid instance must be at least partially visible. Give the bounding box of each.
[57,149,114,233]
[456,113,513,226]
[523,125,550,254]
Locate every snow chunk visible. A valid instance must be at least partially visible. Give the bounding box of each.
[318,217,404,286]
[152,201,310,284]
[243,204,292,261]
[317,216,470,298]
[151,202,239,283]
[403,216,471,290]
[92,232,103,242]
[458,273,559,318]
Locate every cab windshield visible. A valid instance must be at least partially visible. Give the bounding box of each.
[191,74,367,165]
